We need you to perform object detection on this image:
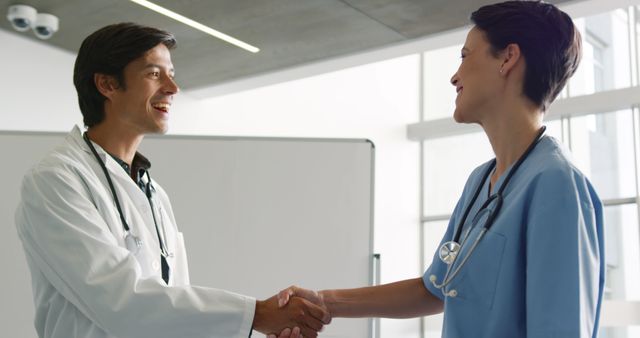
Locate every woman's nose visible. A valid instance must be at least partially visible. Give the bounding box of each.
[450,73,459,86]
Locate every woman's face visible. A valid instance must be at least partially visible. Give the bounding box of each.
[450,27,504,124]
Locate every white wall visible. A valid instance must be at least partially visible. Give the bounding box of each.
[2,26,422,337]
[1,28,204,132]
[2,29,79,130]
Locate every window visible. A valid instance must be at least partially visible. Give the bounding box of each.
[569,110,636,201]
[587,30,607,92]
[423,132,492,216]
[569,9,632,96]
[422,45,462,121]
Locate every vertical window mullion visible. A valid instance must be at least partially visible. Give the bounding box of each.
[627,6,637,87]
[636,6,640,86]
[632,106,640,257]
[563,115,574,151]
[419,52,426,338]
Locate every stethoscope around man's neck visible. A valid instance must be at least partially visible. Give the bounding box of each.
[430,126,546,297]
[82,132,172,259]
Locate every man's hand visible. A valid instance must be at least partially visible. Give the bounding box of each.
[276,286,326,311]
[263,286,331,338]
[253,292,331,338]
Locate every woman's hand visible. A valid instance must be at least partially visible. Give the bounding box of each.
[267,326,301,338]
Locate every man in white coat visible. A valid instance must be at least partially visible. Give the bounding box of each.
[15,23,329,338]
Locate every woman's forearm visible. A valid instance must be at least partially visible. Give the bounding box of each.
[321,277,443,319]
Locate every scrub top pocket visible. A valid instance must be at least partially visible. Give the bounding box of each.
[449,230,507,310]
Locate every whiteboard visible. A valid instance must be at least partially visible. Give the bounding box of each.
[0,130,375,338]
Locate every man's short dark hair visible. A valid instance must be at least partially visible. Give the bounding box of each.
[471,1,581,111]
[73,23,176,127]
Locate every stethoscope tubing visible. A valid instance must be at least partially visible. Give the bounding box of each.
[432,126,547,293]
[83,133,131,233]
[83,132,171,258]
[145,173,173,258]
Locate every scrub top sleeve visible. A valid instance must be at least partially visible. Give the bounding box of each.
[422,234,450,301]
[525,168,604,338]
[422,194,467,302]
[16,168,255,338]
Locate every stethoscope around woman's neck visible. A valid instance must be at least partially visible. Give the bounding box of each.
[429,126,546,297]
[82,132,172,259]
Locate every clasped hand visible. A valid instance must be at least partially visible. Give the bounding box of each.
[254,286,329,338]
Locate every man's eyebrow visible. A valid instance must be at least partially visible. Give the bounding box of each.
[143,63,175,73]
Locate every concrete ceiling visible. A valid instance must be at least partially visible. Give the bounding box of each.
[2,0,571,92]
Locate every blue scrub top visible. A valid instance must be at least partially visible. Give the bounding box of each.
[423,136,605,338]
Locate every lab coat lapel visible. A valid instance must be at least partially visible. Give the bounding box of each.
[69,126,163,276]
[103,148,163,262]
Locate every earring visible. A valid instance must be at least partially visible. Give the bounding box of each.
[499,68,504,74]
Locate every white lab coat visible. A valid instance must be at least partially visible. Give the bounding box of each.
[15,126,256,338]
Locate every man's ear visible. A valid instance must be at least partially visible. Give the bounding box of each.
[94,73,120,99]
[498,43,522,75]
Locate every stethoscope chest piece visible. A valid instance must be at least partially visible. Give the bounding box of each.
[439,241,460,265]
[124,231,143,255]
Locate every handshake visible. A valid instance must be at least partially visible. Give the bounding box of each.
[251,277,439,337]
[253,286,329,338]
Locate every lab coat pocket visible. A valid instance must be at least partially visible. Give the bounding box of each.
[452,231,506,310]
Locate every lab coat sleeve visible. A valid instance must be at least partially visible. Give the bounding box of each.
[15,167,256,338]
[525,167,604,338]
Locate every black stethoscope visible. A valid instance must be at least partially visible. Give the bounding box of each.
[429,126,546,297]
[83,132,173,259]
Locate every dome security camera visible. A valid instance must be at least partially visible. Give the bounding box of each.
[6,4,37,32]
[33,13,58,39]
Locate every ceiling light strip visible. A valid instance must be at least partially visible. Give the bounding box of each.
[130,0,260,53]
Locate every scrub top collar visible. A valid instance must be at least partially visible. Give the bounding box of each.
[486,135,550,198]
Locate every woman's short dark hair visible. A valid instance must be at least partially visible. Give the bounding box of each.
[471,1,581,111]
[73,23,176,127]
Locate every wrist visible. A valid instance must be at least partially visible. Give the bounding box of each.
[319,290,336,317]
[252,299,267,333]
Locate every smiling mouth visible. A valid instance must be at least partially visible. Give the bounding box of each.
[152,102,171,113]
[456,86,463,94]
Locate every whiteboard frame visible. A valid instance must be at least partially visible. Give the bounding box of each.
[1,129,376,338]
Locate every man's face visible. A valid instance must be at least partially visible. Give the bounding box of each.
[108,43,178,134]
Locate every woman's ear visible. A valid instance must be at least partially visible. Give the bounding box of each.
[498,43,522,75]
[94,73,120,99]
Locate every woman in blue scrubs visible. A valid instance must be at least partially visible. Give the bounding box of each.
[272,1,604,337]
